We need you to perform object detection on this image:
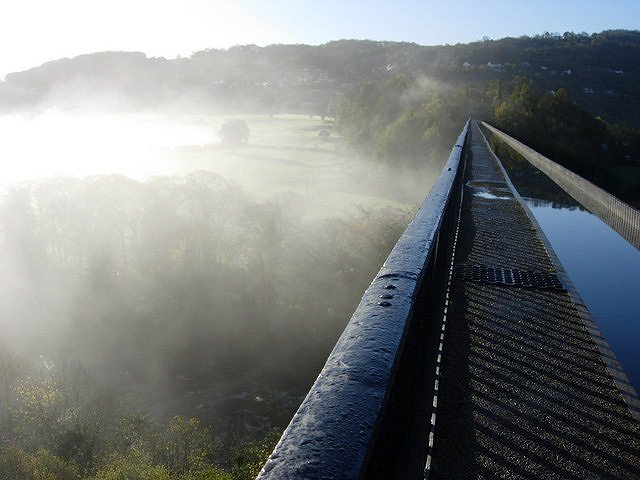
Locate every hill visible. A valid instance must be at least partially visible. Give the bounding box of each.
[0,30,639,126]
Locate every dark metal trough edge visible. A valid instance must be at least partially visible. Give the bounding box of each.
[257,120,471,480]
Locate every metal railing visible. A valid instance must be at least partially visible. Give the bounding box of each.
[257,121,470,480]
[482,122,640,250]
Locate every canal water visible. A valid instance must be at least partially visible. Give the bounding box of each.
[489,138,640,394]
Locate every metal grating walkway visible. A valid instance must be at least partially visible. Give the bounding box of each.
[429,122,640,479]
[454,264,565,291]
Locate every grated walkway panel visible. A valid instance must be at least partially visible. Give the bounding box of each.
[429,122,640,479]
[454,264,565,291]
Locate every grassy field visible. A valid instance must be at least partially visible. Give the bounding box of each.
[164,114,435,218]
[0,112,437,218]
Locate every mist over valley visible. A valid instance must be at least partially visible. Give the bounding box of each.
[1,27,639,479]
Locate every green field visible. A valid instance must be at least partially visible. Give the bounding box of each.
[164,114,435,218]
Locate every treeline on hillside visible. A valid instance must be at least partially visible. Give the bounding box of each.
[436,30,640,126]
[335,74,640,205]
[490,78,640,206]
[0,172,409,479]
[335,76,489,167]
[1,30,639,126]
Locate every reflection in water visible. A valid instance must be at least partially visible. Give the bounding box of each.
[520,196,583,212]
[467,180,512,200]
[497,144,640,394]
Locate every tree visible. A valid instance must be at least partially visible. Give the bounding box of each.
[218,120,249,147]
[160,416,213,476]
[89,449,170,480]
[0,447,80,480]
[231,429,280,480]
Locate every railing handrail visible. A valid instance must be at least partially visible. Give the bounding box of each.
[257,120,470,479]
[482,121,640,250]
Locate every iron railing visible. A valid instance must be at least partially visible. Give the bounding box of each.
[482,122,640,250]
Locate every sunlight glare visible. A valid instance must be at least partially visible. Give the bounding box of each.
[0,110,214,188]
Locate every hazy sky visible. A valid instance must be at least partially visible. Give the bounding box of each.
[1,0,638,78]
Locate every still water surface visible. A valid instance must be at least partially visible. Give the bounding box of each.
[497,151,640,394]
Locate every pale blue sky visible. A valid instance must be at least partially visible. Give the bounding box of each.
[251,0,640,45]
[0,0,638,78]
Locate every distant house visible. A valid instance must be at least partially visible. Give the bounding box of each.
[562,69,572,75]
[487,62,503,71]
[583,87,595,94]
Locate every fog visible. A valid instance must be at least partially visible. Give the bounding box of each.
[0,27,636,477]
[0,39,461,477]
[0,104,440,476]
[0,109,432,369]
[0,111,213,186]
